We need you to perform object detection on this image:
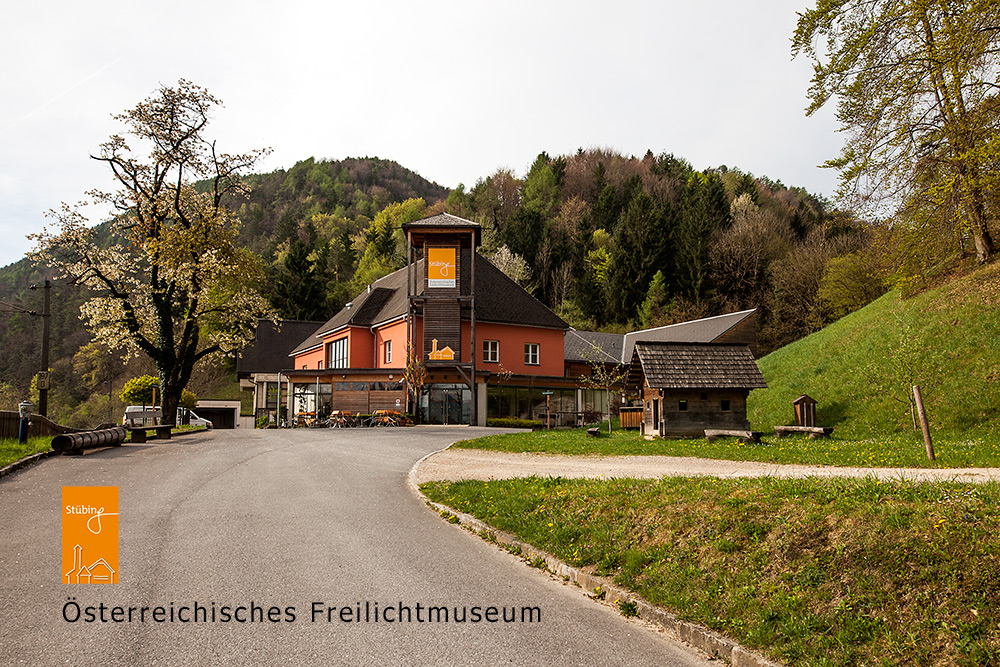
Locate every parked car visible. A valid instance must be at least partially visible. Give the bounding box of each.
[122,406,213,429]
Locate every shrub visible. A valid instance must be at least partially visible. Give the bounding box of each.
[486,418,543,430]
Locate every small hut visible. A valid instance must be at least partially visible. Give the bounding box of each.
[628,342,767,437]
[793,394,817,427]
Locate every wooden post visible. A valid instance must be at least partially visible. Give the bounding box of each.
[913,385,934,461]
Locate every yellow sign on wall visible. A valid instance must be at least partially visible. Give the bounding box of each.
[63,486,119,584]
[427,248,456,288]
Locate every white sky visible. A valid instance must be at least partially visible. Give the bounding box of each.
[0,0,841,269]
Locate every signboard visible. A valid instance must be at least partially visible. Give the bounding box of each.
[541,391,554,395]
[36,371,50,390]
[427,248,456,289]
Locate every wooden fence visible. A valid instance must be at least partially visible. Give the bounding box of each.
[0,411,79,440]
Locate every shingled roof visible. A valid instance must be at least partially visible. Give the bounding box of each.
[629,342,768,390]
[290,253,567,357]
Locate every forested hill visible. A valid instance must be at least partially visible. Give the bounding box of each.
[229,156,450,257]
[2,150,893,428]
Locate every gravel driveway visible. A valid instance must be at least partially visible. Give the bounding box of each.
[414,448,1000,484]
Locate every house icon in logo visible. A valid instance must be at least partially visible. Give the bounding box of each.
[428,338,455,361]
[64,544,117,584]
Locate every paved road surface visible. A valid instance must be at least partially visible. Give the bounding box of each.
[0,428,713,666]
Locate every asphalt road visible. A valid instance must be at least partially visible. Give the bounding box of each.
[0,428,714,666]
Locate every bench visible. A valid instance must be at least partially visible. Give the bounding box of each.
[586,427,601,438]
[774,425,834,439]
[127,425,173,443]
[704,429,762,444]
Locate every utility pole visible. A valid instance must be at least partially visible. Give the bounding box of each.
[40,280,51,417]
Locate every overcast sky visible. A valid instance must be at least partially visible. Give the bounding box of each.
[0,0,841,269]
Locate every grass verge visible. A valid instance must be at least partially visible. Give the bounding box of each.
[422,475,1000,666]
[457,426,1000,469]
[0,437,53,469]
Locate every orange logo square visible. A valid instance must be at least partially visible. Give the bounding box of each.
[427,248,456,288]
[62,487,119,584]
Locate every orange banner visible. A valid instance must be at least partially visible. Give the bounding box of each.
[62,486,119,584]
[427,248,456,288]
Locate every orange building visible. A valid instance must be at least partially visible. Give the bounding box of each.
[286,213,577,425]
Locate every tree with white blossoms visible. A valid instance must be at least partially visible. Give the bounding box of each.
[30,80,275,426]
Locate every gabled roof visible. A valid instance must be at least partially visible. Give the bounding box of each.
[290,253,567,357]
[564,330,624,364]
[621,309,756,363]
[629,342,767,390]
[402,212,481,229]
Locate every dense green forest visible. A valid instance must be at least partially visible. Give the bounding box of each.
[0,149,969,426]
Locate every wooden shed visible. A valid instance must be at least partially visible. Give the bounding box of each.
[628,342,768,437]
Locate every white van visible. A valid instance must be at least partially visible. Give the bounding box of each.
[122,406,213,429]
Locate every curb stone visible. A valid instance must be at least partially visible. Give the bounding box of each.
[0,450,58,479]
[408,449,784,667]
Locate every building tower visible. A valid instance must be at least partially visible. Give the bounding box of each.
[403,213,482,425]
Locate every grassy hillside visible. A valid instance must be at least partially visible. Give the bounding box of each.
[748,261,1000,439]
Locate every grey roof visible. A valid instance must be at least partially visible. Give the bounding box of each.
[564,330,625,364]
[402,212,481,229]
[630,342,767,390]
[290,253,567,356]
[621,309,756,363]
[237,319,327,374]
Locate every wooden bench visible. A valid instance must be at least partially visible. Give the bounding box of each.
[774,425,834,439]
[704,429,762,444]
[127,425,173,443]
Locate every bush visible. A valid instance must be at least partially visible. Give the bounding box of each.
[486,418,544,430]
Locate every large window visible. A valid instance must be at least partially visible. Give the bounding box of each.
[483,340,499,363]
[524,343,539,366]
[327,338,348,369]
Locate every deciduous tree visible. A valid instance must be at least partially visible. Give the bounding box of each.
[31,80,275,426]
[793,0,1000,262]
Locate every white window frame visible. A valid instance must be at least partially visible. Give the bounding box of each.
[384,339,393,365]
[483,339,500,363]
[327,337,349,369]
[524,342,539,366]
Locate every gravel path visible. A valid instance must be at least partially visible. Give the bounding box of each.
[414,448,1000,484]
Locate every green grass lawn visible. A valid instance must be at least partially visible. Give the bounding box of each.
[458,425,1000,468]
[749,262,1000,439]
[423,475,1000,667]
[0,437,53,468]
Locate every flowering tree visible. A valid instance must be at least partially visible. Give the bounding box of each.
[31,80,275,426]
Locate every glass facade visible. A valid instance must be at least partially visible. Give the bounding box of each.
[292,382,332,420]
[486,385,590,426]
[421,384,471,425]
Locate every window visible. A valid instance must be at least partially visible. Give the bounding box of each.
[483,340,499,363]
[524,343,539,366]
[721,399,731,412]
[327,338,348,369]
[384,340,392,365]
[678,399,688,412]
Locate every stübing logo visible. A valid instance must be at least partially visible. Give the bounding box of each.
[62,487,119,584]
[427,248,456,289]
